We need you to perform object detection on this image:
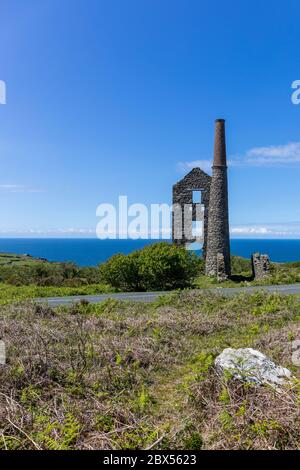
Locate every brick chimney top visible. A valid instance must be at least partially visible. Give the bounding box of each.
[213,119,227,167]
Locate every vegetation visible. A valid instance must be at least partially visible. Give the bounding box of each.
[100,242,201,291]
[1,248,300,305]
[0,253,113,304]
[0,253,102,287]
[1,248,299,450]
[0,283,114,306]
[0,290,299,450]
[194,255,300,288]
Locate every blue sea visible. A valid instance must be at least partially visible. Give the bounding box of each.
[0,238,300,266]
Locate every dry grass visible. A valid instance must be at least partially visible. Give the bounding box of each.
[0,290,299,450]
[191,369,299,450]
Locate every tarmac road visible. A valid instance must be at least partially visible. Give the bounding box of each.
[36,283,300,307]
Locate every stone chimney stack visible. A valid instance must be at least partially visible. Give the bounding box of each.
[205,119,231,278]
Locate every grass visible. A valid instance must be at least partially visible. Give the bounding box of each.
[0,290,299,450]
[0,283,115,305]
[0,252,46,266]
[0,252,114,303]
[194,256,300,288]
[0,252,105,288]
[1,253,300,307]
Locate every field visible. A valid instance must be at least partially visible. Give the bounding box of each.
[0,253,38,265]
[0,253,113,304]
[0,290,299,450]
[0,251,299,450]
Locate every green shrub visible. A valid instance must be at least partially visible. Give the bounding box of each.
[231,256,252,275]
[100,242,201,291]
[0,259,103,287]
[184,432,203,450]
[99,253,140,291]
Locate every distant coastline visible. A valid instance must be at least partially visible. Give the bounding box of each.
[1,238,300,266]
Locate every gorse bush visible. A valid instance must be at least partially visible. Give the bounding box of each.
[100,253,140,291]
[136,243,202,290]
[100,242,201,291]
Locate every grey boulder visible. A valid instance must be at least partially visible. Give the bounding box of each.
[215,348,292,388]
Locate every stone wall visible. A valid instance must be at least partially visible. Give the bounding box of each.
[251,253,271,280]
[172,119,231,278]
[172,168,211,259]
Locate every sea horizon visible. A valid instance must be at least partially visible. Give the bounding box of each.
[1,238,300,266]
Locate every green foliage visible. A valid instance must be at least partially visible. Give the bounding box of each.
[20,385,41,408]
[0,253,103,287]
[35,413,81,450]
[137,386,151,413]
[251,292,293,316]
[0,252,116,305]
[100,253,140,291]
[230,256,252,275]
[113,423,158,450]
[195,353,214,381]
[0,282,114,305]
[252,263,300,286]
[219,410,234,431]
[219,387,230,404]
[100,242,201,291]
[195,256,300,289]
[236,402,247,417]
[2,250,300,304]
[115,352,122,366]
[184,432,203,450]
[250,419,281,437]
[95,414,114,432]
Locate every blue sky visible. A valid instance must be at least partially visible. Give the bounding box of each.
[0,0,300,238]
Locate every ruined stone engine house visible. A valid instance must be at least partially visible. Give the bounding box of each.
[172,119,231,279]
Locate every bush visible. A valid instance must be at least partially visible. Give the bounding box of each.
[231,256,252,275]
[0,261,103,287]
[100,242,201,291]
[99,253,140,291]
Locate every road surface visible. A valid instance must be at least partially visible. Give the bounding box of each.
[37,283,300,307]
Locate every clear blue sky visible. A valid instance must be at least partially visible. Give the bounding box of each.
[0,0,300,238]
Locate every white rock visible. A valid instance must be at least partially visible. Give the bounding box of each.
[215,348,292,388]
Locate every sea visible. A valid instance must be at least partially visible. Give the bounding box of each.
[0,238,300,266]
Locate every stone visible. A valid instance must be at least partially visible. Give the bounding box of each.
[205,119,231,277]
[172,118,231,277]
[217,253,228,282]
[215,348,292,388]
[0,340,5,365]
[172,168,211,258]
[251,253,271,280]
